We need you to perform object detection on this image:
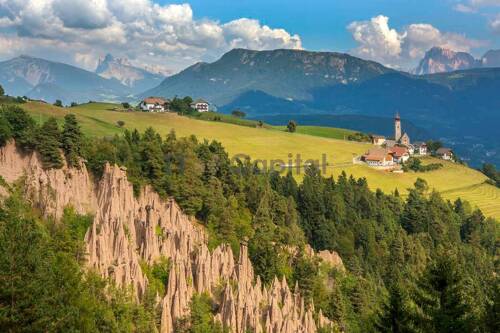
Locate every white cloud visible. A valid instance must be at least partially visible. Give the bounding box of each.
[0,0,302,72]
[347,15,485,69]
[491,14,500,32]
[347,15,402,66]
[223,18,302,50]
[454,0,500,13]
[454,4,477,13]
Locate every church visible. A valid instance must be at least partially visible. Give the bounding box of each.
[379,113,410,148]
[394,113,410,146]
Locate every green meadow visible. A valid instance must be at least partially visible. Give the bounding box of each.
[22,101,499,219]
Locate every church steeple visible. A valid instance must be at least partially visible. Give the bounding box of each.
[394,112,402,141]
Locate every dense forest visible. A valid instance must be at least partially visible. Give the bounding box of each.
[0,104,498,332]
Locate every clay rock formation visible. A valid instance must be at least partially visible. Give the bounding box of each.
[0,141,339,333]
[0,141,96,219]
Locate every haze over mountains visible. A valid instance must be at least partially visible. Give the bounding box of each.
[0,47,499,166]
[0,54,168,104]
[0,55,131,103]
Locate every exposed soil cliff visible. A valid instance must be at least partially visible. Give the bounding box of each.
[0,141,342,333]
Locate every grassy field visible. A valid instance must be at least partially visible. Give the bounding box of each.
[272,125,357,140]
[21,101,500,220]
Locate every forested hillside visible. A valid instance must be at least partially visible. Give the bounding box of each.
[0,104,498,332]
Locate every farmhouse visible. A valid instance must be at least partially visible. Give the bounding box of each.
[371,135,386,146]
[190,99,210,112]
[140,97,170,112]
[362,148,395,167]
[413,142,428,155]
[436,147,454,160]
[390,146,410,163]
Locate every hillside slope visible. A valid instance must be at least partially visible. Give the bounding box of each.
[141,48,500,167]
[0,141,336,332]
[21,102,500,219]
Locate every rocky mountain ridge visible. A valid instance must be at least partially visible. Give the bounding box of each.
[414,47,480,75]
[95,54,166,93]
[415,47,500,75]
[0,141,343,333]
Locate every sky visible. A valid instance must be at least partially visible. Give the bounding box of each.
[0,0,498,73]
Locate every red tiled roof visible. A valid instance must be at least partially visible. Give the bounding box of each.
[363,148,393,162]
[143,97,168,104]
[390,146,409,158]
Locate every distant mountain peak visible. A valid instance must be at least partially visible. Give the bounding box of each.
[95,53,166,91]
[415,47,480,75]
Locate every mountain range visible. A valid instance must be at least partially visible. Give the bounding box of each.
[0,54,167,104]
[415,47,500,75]
[142,48,393,105]
[0,47,499,167]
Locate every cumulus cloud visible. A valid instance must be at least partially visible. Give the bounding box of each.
[0,0,302,72]
[347,15,485,69]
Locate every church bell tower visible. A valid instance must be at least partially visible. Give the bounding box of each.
[395,112,401,141]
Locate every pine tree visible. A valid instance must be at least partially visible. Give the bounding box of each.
[36,117,63,169]
[376,280,417,333]
[61,114,83,167]
[412,251,478,333]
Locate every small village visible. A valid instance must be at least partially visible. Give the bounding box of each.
[361,113,454,170]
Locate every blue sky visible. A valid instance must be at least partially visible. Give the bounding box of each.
[182,0,498,55]
[0,0,498,72]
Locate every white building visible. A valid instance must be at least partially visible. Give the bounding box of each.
[413,142,428,155]
[140,97,170,112]
[436,148,453,160]
[371,135,386,146]
[190,99,210,112]
[362,148,395,167]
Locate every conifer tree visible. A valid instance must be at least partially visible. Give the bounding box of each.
[36,117,63,169]
[61,114,83,167]
[412,251,478,333]
[376,279,417,333]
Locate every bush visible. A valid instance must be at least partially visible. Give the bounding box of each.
[54,100,63,107]
[70,102,78,107]
[122,102,130,109]
[116,120,125,128]
[0,105,37,150]
[347,132,371,142]
[231,110,246,118]
[403,157,442,172]
[287,120,297,133]
[0,116,12,146]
